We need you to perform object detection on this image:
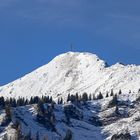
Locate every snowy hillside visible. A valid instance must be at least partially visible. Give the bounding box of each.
[1,93,140,140]
[0,52,140,100]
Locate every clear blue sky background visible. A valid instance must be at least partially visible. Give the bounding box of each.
[0,0,140,86]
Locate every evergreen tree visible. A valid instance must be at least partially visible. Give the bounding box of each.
[75,93,79,102]
[35,96,40,104]
[110,89,114,96]
[41,95,52,104]
[67,94,71,102]
[58,97,63,104]
[82,92,88,102]
[97,92,103,99]
[11,98,17,107]
[89,94,92,100]
[59,97,63,104]
[78,95,82,102]
[5,99,10,107]
[0,97,5,108]
[118,89,122,95]
[115,105,119,115]
[93,94,96,100]
[29,97,34,104]
[108,94,118,108]
[36,99,46,125]
[5,105,12,122]
[16,98,25,106]
[49,96,53,103]
[25,99,29,106]
[70,95,76,103]
[57,98,60,104]
[37,100,45,115]
[106,93,109,98]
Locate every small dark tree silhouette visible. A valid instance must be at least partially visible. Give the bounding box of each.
[106,93,109,98]
[118,89,122,95]
[97,92,103,99]
[110,89,114,96]
[108,94,118,108]
[82,92,88,102]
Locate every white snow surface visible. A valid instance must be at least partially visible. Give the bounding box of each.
[0,52,140,99]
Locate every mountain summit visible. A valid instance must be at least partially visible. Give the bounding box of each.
[0,52,140,100]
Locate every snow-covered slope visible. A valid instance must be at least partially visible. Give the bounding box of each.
[1,95,140,140]
[0,52,140,99]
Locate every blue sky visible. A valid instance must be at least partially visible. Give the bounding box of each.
[0,0,140,85]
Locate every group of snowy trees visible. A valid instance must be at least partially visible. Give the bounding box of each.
[36,99,56,131]
[0,96,53,109]
[0,89,123,128]
[66,92,90,103]
[65,89,121,104]
[0,88,138,140]
[0,89,130,110]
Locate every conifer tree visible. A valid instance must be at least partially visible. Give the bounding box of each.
[25,99,29,106]
[49,96,53,103]
[115,105,119,115]
[60,97,63,104]
[97,92,103,99]
[89,94,92,100]
[67,94,71,102]
[118,89,122,95]
[82,92,88,102]
[108,94,118,108]
[0,97,5,108]
[75,93,79,101]
[78,95,82,102]
[110,89,114,96]
[106,93,109,98]
[5,105,12,122]
[29,97,34,104]
[70,95,76,103]
[57,98,60,104]
[37,100,45,115]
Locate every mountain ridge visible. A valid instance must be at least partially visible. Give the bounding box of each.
[0,52,140,100]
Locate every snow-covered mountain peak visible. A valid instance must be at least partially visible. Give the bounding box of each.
[0,52,140,100]
[40,51,107,71]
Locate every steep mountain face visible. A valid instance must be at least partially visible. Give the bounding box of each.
[0,52,140,100]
